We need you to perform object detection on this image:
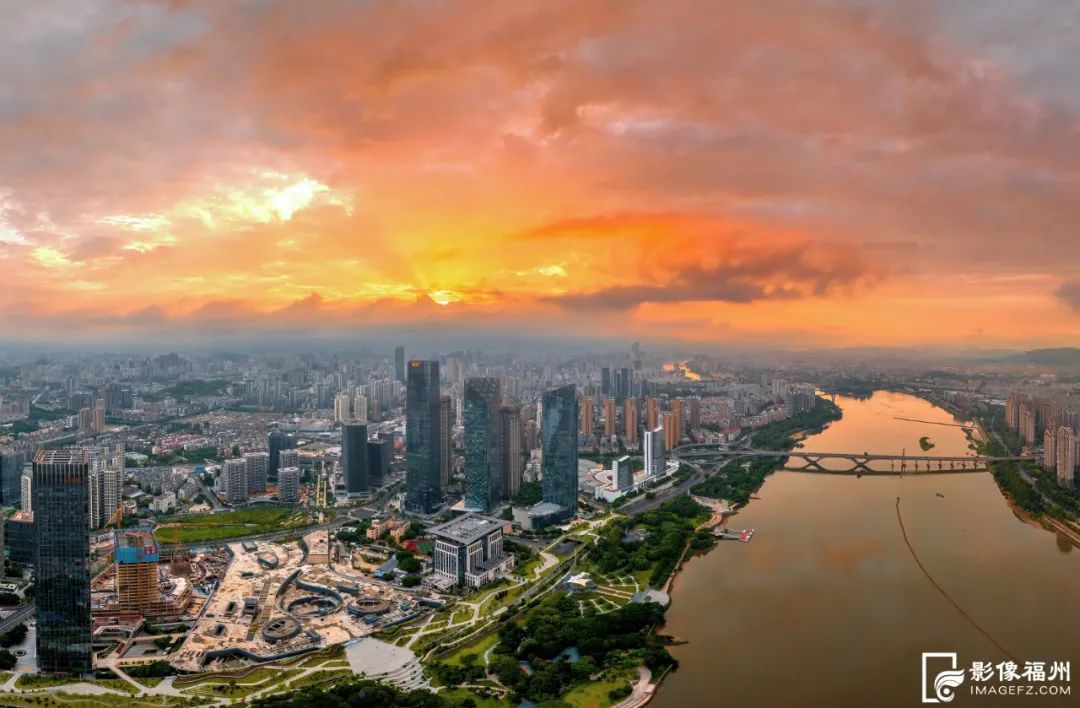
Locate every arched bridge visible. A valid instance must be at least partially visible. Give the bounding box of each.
[674,445,1032,474]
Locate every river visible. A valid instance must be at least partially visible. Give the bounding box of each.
[655,391,1079,707]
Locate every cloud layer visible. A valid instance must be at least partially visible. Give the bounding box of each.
[1,0,1079,347]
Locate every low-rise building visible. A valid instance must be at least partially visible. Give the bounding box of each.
[430,513,515,588]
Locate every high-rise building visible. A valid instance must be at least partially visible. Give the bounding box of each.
[20,471,32,513]
[353,393,368,423]
[541,384,578,522]
[394,345,406,383]
[0,451,24,506]
[278,466,301,503]
[646,398,660,430]
[671,399,684,441]
[689,397,701,433]
[600,367,611,397]
[1044,428,1058,471]
[644,426,665,477]
[93,398,106,434]
[603,397,617,438]
[1057,426,1077,487]
[464,377,502,513]
[77,407,93,432]
[279,448,300,470]
[439,394,452,490]
[342,421,369,495]
[33,449,92,674]
[613,455,633,490]
[222,458,247,505]
[579,396,594,439]
[368,436,393,489]
[334,393,352,423]
[406,360,443,514]
[269,431,296,480]
[500,405,524,500]
[114,529,160,615]
[244,451,269,496]
[624,399,639,445]
[662,411,679,451]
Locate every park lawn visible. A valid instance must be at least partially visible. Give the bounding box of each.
[286,668,352,690]
[438,688,506,708]
[0,693,189,708]
[131,676,165,688]
[441,631,501,667]
[158,508,313,544]
[564,674,633,708]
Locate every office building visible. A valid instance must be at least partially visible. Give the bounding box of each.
[394,345,406,383]
[342,421,369,495]
[406,360,443,514]
[222,458,248,505]
[540,384,578,522]
[613,455,633,490]
[430,513,515,588]
[278,466,301,503]
[0,451,24,506]
[464,378,502,514]
[368,436,393,488]
[500,405,524,500]
[644,426,665,477]
[33,449,92,674]
[5,511,34,565]
[440,394,452,489]
[601,367,611,397]
[20,471,32,512]
[244,451,269,496]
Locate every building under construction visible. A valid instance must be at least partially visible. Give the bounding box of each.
[92,530,192,619]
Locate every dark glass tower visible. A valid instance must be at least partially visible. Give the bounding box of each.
[541,384,579,522]
[0,451,24,506]
[342,421,369,495]
[268,431,296,481]
[33,449,92,674]
[405,360,442,514]
[600,367,611,397]
[367,435,393,489]
[394,345,406,383]
[464,377,502,513]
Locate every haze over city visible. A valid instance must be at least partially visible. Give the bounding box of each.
[2,1,1080,348]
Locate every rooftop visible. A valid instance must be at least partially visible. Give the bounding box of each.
[428,513,505,545]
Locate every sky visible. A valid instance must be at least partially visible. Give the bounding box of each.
[2,0,1080,350]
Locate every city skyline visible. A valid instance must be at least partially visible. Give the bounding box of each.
[2,1,1080,349]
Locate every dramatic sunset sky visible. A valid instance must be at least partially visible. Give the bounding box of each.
[2,0,1080,349]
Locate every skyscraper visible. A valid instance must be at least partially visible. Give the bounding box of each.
[663,411,679,451]
[613,455,633,490]
[646,397,660,430]
[394,345,406,383]
[440,394,452,489]
[644,426,665,476]
[93,398,106,433]
[33,449,92,674]
[368,436,393,489]
[342,421,369,495]
[579,396,594,439]
[0,451,24,506]
[406,360,443,514]
[464,377,502,513]
[1057,426,1077,487]
[334,393,352,422]
[500,405,524,500]
[600,367,611,397]
[541,384,578,522]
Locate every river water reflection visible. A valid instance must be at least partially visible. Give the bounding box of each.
[654,391,1079,707]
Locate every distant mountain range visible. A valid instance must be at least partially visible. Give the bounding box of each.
[1006,348,1080,366]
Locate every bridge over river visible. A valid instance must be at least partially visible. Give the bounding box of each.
[675,445,1032,474]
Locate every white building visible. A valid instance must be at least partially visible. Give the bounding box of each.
[353,394,368,423]
[430,513,515,588]
[334,393,351,423]
[279,466,301,503]
[222,458,248,505]
[20,472,31,513]
[644,426,665,477]
[244,451,269,495]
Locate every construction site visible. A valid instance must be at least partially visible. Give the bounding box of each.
[170,528,438,672]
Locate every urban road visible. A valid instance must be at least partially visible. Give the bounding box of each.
[0,603,34,634]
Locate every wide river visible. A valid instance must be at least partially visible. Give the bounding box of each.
[655,391,1080,707]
